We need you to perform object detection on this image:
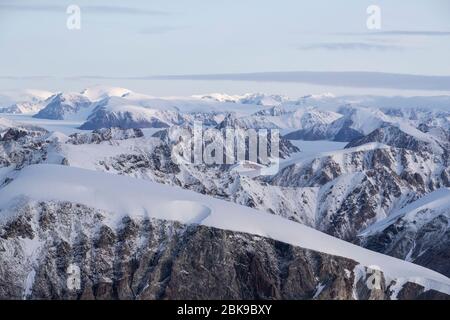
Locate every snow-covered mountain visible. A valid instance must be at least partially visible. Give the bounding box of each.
[0,89,53,114]
[21,87,450,137]
[79,96,185,130]
[1,164,449,299]
[32,87,276,129]
[234,106,343,131]
[34,92,92,120]
[360,188,450,277]
[0,117,16,130]
[284,106,395,141]
[1,88,450,300]
[80,85,132,101]
[345,123,447,155]
[0,101,44,115]
[195,92,288,106]
[33,86,140,121]
[270,141,450,237]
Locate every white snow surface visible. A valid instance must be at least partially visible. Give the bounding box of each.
[0,117,17,130]
[0,89,53,107]
[279,142,390,171]
[361,188,450,237]
[1,114,84,135]
[80,85,131,101]
[289,140,348,159]
[193,92,288,106]
[0,164,449,293]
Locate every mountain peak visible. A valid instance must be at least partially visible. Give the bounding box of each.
[80,85,131,101]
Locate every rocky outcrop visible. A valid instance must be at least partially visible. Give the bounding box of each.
[78,104,184,130]
[1,124,450,295]
[68,128,144,145]
[34,93,91,120]
[345,124,447,156]
[362,214,450,278]
[0,127,52,169]
[269,146,450,241]
[0,200,446,300]
[360,192,450,278]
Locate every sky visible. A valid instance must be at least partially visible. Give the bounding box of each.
[1,0,450,96]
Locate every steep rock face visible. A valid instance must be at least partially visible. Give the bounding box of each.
[0,127,309,226]
[345,124,447,156]
[283,124,329,141]
[269,146,449,241]
[0,118,16,131]
[170,123,300,161]
[1,128,30,142]
[229,107,342,131]
[283,106,391,142]
[283,118,367,142]
[68,128,144,145]
[0,201,446,300]
[362,214,450,278]
[0,101,43,115]
[34,93,91,120]
[1,126,449,286]
[360,189,450,277]
[217,112,280,130]
[328,118,366,142]
[197,93,287,106]
[1,126,448,244]
[96,150,313,225]
[382,107,450,132]
[0,127,54,169]
[78,97,186,130]
[346,126,422,151]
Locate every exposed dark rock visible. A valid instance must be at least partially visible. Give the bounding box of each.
[1,201,445,300]
[68,128,144,145]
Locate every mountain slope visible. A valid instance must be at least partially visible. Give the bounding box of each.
[360,188,450,277]
[284,106,396,142]
[34,93,92,120]
[2,89,450,300]
[269,142,450,240]
[345,123,447,155]
[78,96,185,130]
[0,90,53,114]
[0,164,449,299]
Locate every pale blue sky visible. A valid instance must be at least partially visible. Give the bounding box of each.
[1,0,450,96]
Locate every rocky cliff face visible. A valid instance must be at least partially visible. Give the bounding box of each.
[0,127,53,169]
[34,93,91,120]
[1,124,450,299]
[1,200,446,300]
[360,190,450,278]
[362,214,450,278]
[345,124,448,157]
[78,107,178,130]
[1,126,449,241]
[269,145,450,240]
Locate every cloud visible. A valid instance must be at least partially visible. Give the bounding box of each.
[84,5,167,16]
[336,30,450,37]
[298,42,401,51]
[141,71,450,91]
[0,3,168,15]
[369,30,450,36]
[4,72,450,91]
[139,26,186,35]
[0,75,53,80]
